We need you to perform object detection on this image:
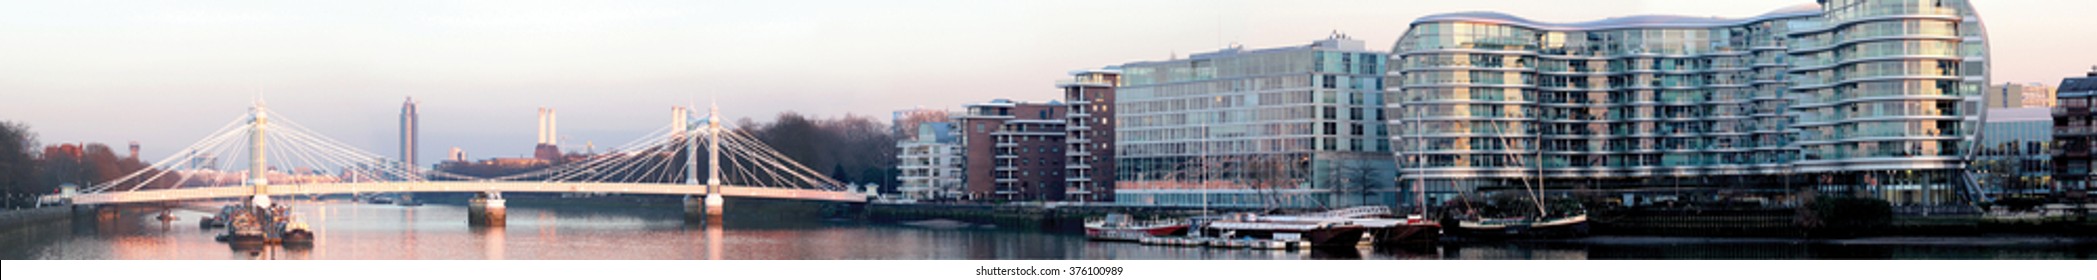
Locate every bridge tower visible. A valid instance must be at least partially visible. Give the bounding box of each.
[705,103,724,215]
[683,103,726,222]
[248,101,271,205]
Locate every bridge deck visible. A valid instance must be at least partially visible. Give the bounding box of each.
[69,182,867,205]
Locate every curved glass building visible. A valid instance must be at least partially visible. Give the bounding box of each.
[1389,0,1988,206]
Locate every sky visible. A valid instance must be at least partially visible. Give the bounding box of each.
[3,0,2093,166]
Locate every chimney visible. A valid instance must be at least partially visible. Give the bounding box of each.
[672,106,688,137]
[128,141,139,159]
[536,108,549,145]
[548,108,558,146]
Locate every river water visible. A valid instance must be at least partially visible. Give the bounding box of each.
[2,201,2090,260]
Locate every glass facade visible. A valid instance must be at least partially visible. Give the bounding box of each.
[1975,108,2050,198]
[1115,35,1397,208]
[1390,1,1989,206]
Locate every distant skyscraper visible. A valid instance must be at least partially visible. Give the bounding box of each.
[1988,82,2058,109]
[400,97,419,169]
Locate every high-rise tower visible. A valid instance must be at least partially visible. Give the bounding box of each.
[400,97,419,170]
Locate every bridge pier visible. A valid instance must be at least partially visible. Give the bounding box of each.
[683,194,725,223]
[468,192,506,227]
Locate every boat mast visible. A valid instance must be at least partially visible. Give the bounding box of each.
[1534,117,1547,218]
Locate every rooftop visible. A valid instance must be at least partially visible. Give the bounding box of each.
[1985,107,2052,123]
[1412,3,1821,30]
[2065,67,2097,93]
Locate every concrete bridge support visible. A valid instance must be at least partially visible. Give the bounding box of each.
[683,194,724,223]
[469,192,506,227]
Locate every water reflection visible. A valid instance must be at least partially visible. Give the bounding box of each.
[475,226,505,260]
[1,201,2090,260]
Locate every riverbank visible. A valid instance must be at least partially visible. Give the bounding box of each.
[1593,208,2097,237]
[1554,236,2096,246]
[866,203,2097,239]
[0,207,73,232]
[865,203,1233,233]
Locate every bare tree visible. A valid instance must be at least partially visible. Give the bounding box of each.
[1,121,40,206]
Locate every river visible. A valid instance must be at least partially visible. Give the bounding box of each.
[2,200,2090,260]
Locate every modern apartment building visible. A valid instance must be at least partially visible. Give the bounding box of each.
[1975,108,2051,200]
[1061,69,1121,202]
[957,100,1067,201]
[1390,0,1990,206]
[1116,34,1397,208]
[895,122,964,201]
[2051,67,2097,203]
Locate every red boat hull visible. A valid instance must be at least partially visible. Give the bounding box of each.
[1086,224,1189,241]
[1369,223,1442,244]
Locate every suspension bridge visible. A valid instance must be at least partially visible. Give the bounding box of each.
[48,101,867,221]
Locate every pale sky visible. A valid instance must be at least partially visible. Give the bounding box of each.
[3,0,2091,165]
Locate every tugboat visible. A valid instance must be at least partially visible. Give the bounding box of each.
[215,195,277,244]
[1085,213,1189,241]
[216,207,268,243]
[277,215,314,244]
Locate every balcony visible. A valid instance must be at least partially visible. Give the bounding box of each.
[1056,78,1116,87]
[2059,127,2093,136]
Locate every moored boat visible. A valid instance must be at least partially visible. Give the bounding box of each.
[1263,206,1442,245]
[199,204,237,229]
[218,207,267,243]
[1201,214,1367,248]
[1450,212,1589,238]
[1084,213,1188,241]
[277,216,314,244]
[1359,215,1442,244]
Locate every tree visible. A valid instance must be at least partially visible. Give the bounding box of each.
[1,121,40,207]
[738,112,901,191]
